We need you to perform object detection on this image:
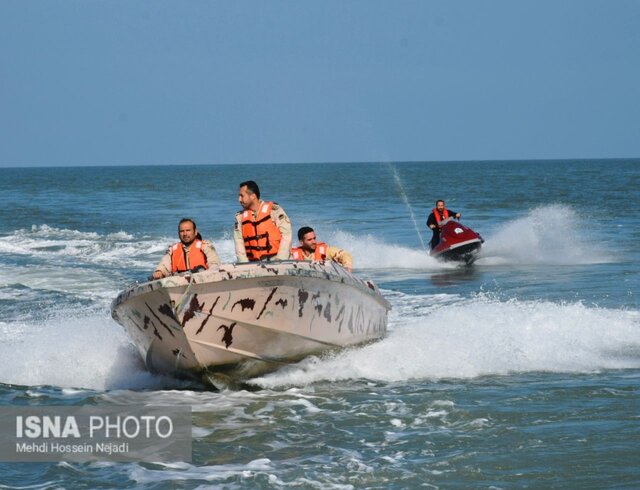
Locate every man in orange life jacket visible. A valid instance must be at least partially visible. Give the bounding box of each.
[234,180,292,262]
[426,199,461,249]
[291,226,353,272]
[151,218,220,279]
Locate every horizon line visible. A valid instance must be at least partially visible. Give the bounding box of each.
[1,156,639,170]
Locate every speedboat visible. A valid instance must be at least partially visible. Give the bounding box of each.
[429,218,484,264]
[111,261,390,385]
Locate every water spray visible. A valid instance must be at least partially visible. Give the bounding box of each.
[387,163,428,251]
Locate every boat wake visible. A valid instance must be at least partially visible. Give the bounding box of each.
[0,313,168,391]
[0,208,630,391]
[287,204,611,270]
[477,204,611,266]
[251,292,640,388]
[1,291,638,391]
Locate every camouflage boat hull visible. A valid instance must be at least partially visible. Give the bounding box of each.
[111,261,390,381]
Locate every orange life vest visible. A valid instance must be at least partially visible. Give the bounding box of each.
[291,242,327,261]
[432,207,450,225]
[170,240,208,273]
[241,201,282,261]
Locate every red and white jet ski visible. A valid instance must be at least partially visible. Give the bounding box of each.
[430,218,484,264]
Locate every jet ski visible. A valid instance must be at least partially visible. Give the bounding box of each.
[429,218,484,264]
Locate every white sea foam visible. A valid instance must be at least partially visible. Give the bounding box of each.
[0,225,233,307]
[307,205,610,270]
[478,204,610,265]
[0,204,608,276]
[252,293,640,388]
[0,224,239,271]
[3,289,638,391]
[326,230,449,270]
[0,313,163,390]
[129,458,274,484]
[0,207,630,391]
[0,265,120,300]
[0,225,164,268]
[214,232,241,263]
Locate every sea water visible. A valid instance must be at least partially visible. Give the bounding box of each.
[0,160,638,488]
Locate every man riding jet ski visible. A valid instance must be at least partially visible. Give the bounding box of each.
[427,200,483,264]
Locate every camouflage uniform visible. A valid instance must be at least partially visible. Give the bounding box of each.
[292,245,353,271]
[234,201,292,262]
[153,240,221,277]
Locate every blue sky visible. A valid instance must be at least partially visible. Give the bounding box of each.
[1,0,639,166]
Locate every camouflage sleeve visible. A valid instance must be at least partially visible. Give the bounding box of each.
[326,245,353,271]
[153,249,173,277]
[201,240,221,268]
[234,212,249,262]
[271,204,292,260]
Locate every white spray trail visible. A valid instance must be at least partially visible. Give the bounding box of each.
[387,163,428,251]
[252,293,640,387]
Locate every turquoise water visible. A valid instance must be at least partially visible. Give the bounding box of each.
[0,160,639,487]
